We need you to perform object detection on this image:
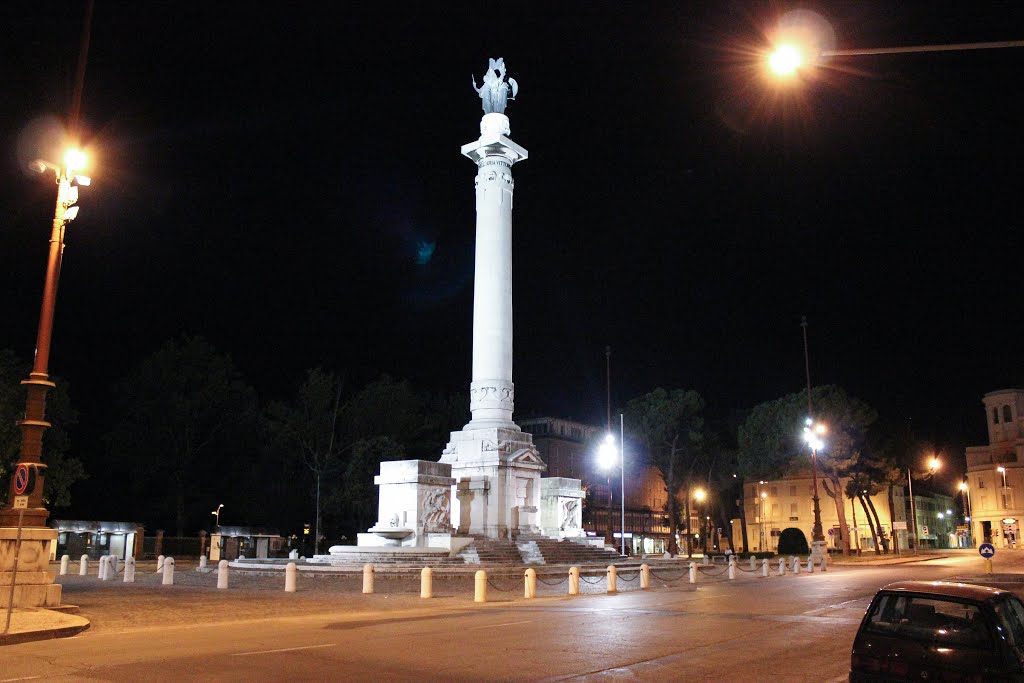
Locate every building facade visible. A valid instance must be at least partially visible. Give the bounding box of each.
[965,389,1024,547]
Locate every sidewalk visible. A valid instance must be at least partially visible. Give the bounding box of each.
[0,607,90,646]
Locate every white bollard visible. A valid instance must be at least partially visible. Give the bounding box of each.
[156,554,165,573]
[285,562,297,592]
[474,569,487,603]
[217,559,229,589]
[362,563,374,594]
[60,554,70,576]
[641,563,650,590]
[568,566,580,596]
[807,557,814,573]
[689,561,697,584]
[124,556,136,583]
[524,568,537,599]
[778,557,786,575]
[702,556,709,566]
[111,555,120,575]
[162,557,175,585]
[761,558,769,577]
[199,555,208,570]
[289,549,299,559]
[421,567,433,599]
[606,565,617,594]
[99,556,111,581]
[79,555,89,576]
[728,555,736,580]
[793,557,800,575]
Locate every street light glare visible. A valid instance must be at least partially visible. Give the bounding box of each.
[597,433,618,470]
[768,44,803,76]
[929,457,941,471]
[63,148,87,173]
[694,488,706,502]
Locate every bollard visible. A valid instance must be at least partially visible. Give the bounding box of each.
[821,553,828,572]
[640,563,650,590]
[525,568,537,599]
[289,549,299,560]
[421,567,433,599]
[162,557,175,585]
[124,556,136,583]
[60,554,70,576]
[986,558,993,574]
[606,565,617,594]
[749,556,756,571]
[793,557,800,575]
[807,557,813,573]
[728,555,736,580]
[689,561,697,584]
[702,556,709,566]
[761,558,769,578]
[568,566,580,596]
[362,563,375,594]
[778,557,785,575]
[111,555,120,575]
[79,555,89,576]
[99,556,110,581]
[156,554,165,573]
[199,555,208,570]
[217,559,229,589]
[474,569,487,603]
[285,562,297,592]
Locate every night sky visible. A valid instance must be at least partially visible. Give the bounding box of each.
[3,3,1024,505]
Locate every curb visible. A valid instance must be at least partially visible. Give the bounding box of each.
[0,621,90,647]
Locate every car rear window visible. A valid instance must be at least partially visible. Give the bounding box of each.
[994,596,1024,647]
[864,593,991,649]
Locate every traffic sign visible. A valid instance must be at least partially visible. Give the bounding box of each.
[922,525,929,535]
[13,495,28,509]
[12,464,30,495]
[980,543,996,558]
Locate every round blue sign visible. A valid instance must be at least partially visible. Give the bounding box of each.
[979,543,996,558]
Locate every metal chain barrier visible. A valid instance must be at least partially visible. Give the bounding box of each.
[536,574,568,587]
[735,563,760,573]
[697,564,729,576]
[617,570,640,582]
[486,576,518,592]
[649,568,687,582]
[580,573,605,585]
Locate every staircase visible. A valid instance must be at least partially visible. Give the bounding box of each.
[455,534,621,566]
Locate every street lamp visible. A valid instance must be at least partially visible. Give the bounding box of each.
[597,414,626,556]
[908,457,940,554]
[801,317,827,564]
[694,488,706,557]
[959,482,973,547]
[997,466,1008,509]
[0,148,91,527]
[212,503,224,528]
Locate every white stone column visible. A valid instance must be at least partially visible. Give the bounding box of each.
[461,113,528,429]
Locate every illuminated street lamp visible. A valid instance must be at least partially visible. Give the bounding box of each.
[694,488,706,557]
[212,503,225,528]
[907,457,941,554]
[597,414,626,556]
[0,148,91,527]
[959,482,973,547]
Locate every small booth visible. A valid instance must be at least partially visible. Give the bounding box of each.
[209,526,284,561]
[51,520,144,561]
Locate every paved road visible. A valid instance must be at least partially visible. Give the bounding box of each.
[1,551,1018,682]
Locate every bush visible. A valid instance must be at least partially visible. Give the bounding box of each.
[777,527,810,555]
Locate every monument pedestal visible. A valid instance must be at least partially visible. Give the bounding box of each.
[441,425,545,539]
[540,477,586,539]
[358,460,455,548]
[0,526,61,608]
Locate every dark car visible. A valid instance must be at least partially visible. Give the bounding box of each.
[851,581,1024,682]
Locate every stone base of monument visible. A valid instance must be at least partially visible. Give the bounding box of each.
[0,527,62,608]
[539,477,586,539]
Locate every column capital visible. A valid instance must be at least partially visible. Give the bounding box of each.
[462,134,528,166]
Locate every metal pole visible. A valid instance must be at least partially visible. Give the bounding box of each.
[966,485,973,546]
[908,467,918,555]
[619,413,625,556]
[605,347,612,433]
[802,317,825,545]
[3,509,25,634]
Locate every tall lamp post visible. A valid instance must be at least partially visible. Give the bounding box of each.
[212,503,224,529]
[959,482,973,547]
[0,149,90,528]
[801,317,828,564]
[598,414,626,556]
[908,456,940,554]
[997,466,1008,509]
[694,488,706,556]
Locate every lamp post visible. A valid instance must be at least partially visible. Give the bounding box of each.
[597,414,626,556]
[0,149,90,528]
[959,481,973,547]
[908,457,940,554]
[801,317,828,564]
[998,466,1008,509]
[212,503,224,529]
[694,488,706,556]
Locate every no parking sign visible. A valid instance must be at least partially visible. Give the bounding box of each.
[12,463,30,495]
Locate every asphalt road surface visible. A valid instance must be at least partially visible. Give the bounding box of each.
[2,551,1019,682]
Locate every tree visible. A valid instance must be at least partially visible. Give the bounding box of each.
[626,388,705,556]
[0,348,85,510]
[107,336,258,536]
[737,385,878,556]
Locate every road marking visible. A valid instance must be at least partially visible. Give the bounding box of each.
[469,620,534,630]
[230,643,335,656]
[1,677,43,682]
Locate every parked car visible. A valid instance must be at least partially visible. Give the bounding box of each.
[851,581,1024,682]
